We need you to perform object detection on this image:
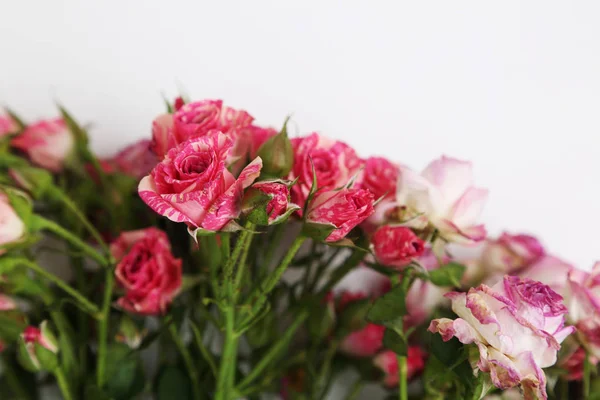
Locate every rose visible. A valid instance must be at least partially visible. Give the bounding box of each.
[306,188,375,242]
[429,275,574,399]
[481,232,545,274]
[0,293,16,311]
[111,228,182,315]
[150,100,254,159]
[336,291,386,357]
[0,115,17,137]
[11,118,75,172]
[363,157,399,201]
[245,180,299,224]
[18,321,59,371]
[0,193,26,251]
[371,225,425,269]
[241,125,278,159]
[373,347,426,387]
[558,345,599,381]
[139,132,262,233]
[397,156,488,244]
[288,133,363,209]
[112,139,158,179]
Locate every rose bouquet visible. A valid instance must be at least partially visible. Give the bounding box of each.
[0,97,597,400]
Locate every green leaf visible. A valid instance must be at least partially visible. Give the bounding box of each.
[155,366,192,400]
[4,108,26,130]
[427,262,466,287]
[383,328,407,356]
[335,298,372,338]
[0,313,27,341]
[84,384,114,400]
[58,105,89,145]
[301,222,337,242]
[104,343,145,400]
[256,116,294,177]
[366,285,407,325]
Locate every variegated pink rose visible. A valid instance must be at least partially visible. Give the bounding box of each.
[397,156,488,244]
[150,99,254,159]
[362,157,399,201]
[112,139,158,179]
[245,180,299,224]
[0,115,18,137]
[373,347,426,387]
[0,193,26,251]
[139,131,262,233]
[288,133,363,209]
[371,225,425,269]
[481,232,545,275]
[306,188,375,242]
[112,228,182,315]
[11,118,74,172]
[429,275,574,400]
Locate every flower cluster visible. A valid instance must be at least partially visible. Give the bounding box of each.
[0,98,595,400]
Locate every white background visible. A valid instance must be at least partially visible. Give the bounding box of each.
[1,1,599,269]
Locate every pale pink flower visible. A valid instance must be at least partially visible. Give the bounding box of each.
[397,156,488,243]
[429,275,574,399]
[481,232,545,274]
[139,131,262,233]
[0,193,25,251]
[11,118,74,172]
[0,115,18,137]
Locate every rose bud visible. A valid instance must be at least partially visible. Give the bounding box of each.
[173,96,185,111]
[429,276,575,399]
[371,225,425,269]
[373,347,427,387]
[305,188,375,243]
[0,114,18,137]
[112,228,182,315]
[397,156,488,244]
[8,166,54,199]
[362,157,399,201]
[256,123,294,177]
[17,321,59,372]
[288,133,364,209]
[112,139,158,179]
[11,118,75,172]
[139,132,262,235]
[243,180,300,225]
[0,192,26,252]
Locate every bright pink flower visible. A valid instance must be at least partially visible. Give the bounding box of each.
[306,188,375,242]
[173,97,185,111]
[371,226,425,269]
[150,100,254,159]
[241,125,278,159]
[249,180,296,224]
[11,118,74,172]
[288,133,363,209]
[397,156,488,244]
[112,139,158,179]
[481,232,545,274]
[558,346,599,381]
[362,157,399,201]
[0,115,17,137]
[340,323,385,357]
[373,347,426,387]
[139,132,262,233]
[112,228,182,315]
[0,193,25,251]
[429,276,574,400]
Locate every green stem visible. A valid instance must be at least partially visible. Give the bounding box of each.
[96,268,114,388]
[48,185,110,255]
[222,230,251,300]
[398,355,408,400]
[190,320,218,379]
[344,379,364,400]
[237,311,309,390]
[233,226,254,303]
[215,306,238,400]
[55,367,74,400]
[20,259,100,317]
[264,223,285,269]
[584,351,591,399]
[34,216,108,266]
[73,256,89,378]
[2,353,32,400]
[169,323,202,400]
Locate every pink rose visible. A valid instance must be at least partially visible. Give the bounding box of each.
[139,132,262,233]
[246,180,299,224]
[558,346,599,381]
[362,157,399,201]
[306,188,375,242]
[112,139,158,179]
[373,347,426,387]
[371,225,425,269]
[11,118,74,172]
[288,133,363,209]
[429,275,574,399]
[336,291,385,357]
[0,115,18,137]
[397,156,488,244]
[481,232,545,274]
[112,228,182,315]
[150,100,254,159]
[241,125,278,159]
[0,293,16,311]
[0,193,26,250]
